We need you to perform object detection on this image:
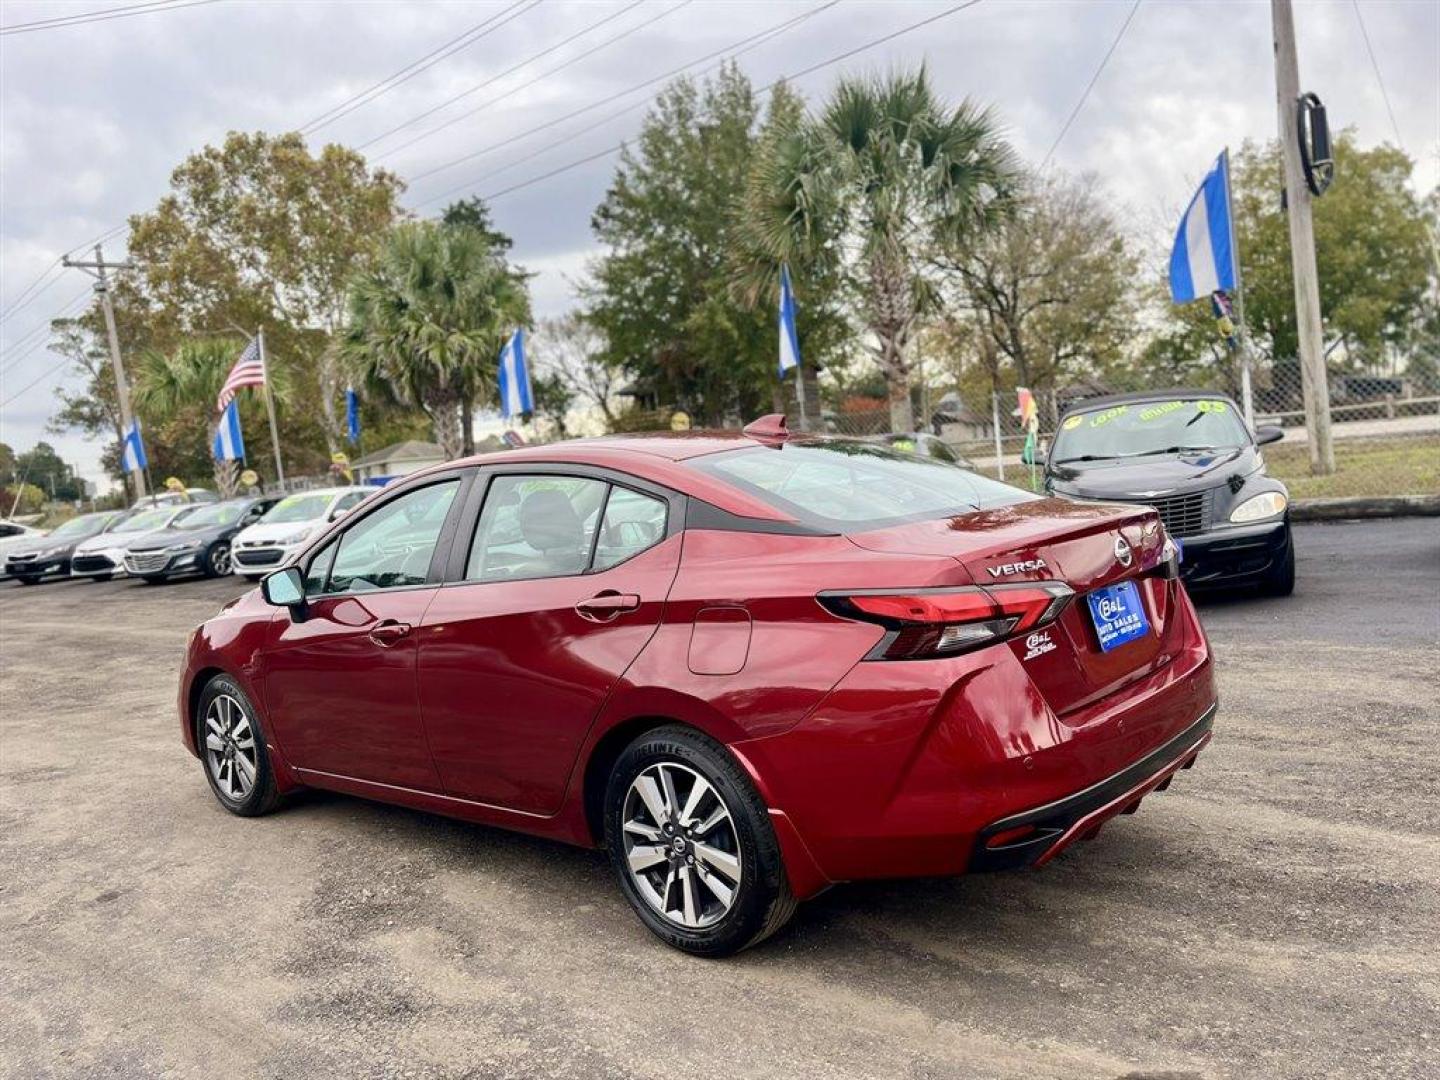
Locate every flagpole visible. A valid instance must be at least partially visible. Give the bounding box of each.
[257,328,286,489]
[1222,146,1256,429]
[794,368,808,431]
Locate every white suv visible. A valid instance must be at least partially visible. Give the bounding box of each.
[230,486,372,580]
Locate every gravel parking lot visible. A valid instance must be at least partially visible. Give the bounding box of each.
[2,519,1436,1080]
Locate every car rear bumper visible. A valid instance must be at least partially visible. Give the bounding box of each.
[1178,517,1290,588]
[970,704,1214,871]
[731,580,1217,894]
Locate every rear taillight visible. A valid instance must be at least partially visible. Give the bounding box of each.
[818,582,1074,661]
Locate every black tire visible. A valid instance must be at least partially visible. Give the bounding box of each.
[140,575,168,585]
[196,674,280,817]
[15,575,40,586]
[1263,533,1296,596]
[90,574,113,583]
[202,542,231,579]
[604,725,796,957]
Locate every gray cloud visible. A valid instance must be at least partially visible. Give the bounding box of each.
[2,0,1435,488]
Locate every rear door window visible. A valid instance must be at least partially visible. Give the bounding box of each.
[466,476,606,583]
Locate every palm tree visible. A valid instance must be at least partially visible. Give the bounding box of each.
[133,337,290,496]
[739,68,1019,432]
[343,221,529,460]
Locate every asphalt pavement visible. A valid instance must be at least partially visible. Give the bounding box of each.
[1,519,1436,1079]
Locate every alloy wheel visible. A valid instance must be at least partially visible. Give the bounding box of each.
[204,693,257,801]
[621,762,743,930]
[210,543,232,576]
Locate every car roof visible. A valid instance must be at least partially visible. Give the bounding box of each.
[394,433,794,521]
[1060,388,1237,416]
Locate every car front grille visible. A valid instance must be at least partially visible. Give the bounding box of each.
[124,551,171,574]
[233,547,284,568]
[71,554,116,573]
[1107,489,1215,538]
[6,552,38,565]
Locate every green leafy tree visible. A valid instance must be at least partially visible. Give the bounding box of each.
[742,67,1020,431]
[1150,133,1434,387]
[125,131,404,453]
[440,196,527,451]
[586,66,843,426]
[11,442,83,501]
[343,221,530,459]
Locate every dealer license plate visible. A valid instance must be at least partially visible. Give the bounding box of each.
[1086,580,1151,652]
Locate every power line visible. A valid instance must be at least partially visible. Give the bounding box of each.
[1350,0,1404,148]
[0,290,95,405]
[0,0,222,37]
[435,0,986,208]
[0,261,64,326]
[358,0,649,153]
[377,0,695,165]
[1039,0,1141,170]
[408,0,843,200]
[299,0,541,135]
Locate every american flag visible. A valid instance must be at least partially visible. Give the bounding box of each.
[217,338,265,411]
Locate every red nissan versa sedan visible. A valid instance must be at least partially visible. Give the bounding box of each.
[180,417,1216,955]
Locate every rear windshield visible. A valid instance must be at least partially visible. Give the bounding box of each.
[691,442,1035,532]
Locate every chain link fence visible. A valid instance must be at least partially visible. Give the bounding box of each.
[825,366,1439,501]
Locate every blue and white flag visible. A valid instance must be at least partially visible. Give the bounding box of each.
[1169,151,1237,304]
[778,263,801,376]
[121,419,148,473]
[497,328,532,419]
[345,386,361,445]
[212,400,245,462]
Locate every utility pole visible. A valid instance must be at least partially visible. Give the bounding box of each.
[1272,0,1335,475]
[62,244,148,498]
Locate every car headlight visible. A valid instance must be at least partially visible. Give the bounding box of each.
[166,541,202,553]
[276,528,314,545]
[39,546,69,558]
[1230,491,1288,523]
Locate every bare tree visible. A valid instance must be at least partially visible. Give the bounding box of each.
[937,172,1139,395]
[533,313,622,430]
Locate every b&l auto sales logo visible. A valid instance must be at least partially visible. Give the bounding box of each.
[1022,630,1057,661]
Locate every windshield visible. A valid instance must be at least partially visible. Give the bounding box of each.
[48,512,116,539]
[1050,398,1249,462]
[114,508,173,533]
[263,493,333,524]
[691,441,1035,532]
[175,501,248,529]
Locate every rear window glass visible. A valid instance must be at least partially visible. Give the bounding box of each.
[691,442,1035,532]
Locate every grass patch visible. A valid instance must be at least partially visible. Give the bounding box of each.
[965,436,1440,499]
[1263,437,1440,499]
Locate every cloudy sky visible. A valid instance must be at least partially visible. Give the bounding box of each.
[1,0,1436,491]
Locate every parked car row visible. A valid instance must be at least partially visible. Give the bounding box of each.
[2,486,374,586]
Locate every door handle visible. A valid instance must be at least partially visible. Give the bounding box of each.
[368,619,412,646]
[575,591,641,623]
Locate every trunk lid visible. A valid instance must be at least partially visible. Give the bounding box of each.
[848,498,1180,717]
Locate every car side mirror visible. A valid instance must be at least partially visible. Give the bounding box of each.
[261,566,305,612]
[1254,425,1285,446]
[329,507,350,521]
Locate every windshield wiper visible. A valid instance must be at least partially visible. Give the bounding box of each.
[1053,453,1118,463]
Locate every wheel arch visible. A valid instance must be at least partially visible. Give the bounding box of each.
[577,688,753,846]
